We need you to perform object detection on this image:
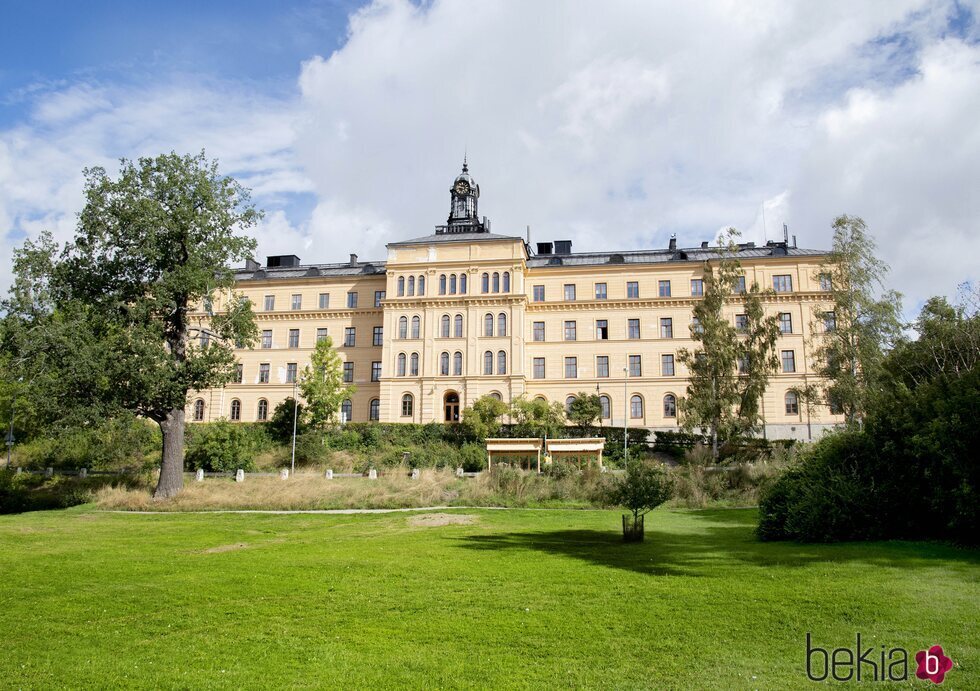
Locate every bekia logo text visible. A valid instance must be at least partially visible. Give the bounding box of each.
[806,633,953,684]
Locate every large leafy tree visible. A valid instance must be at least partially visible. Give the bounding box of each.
[299,336,355,427]
[461,395,509,440]
[567,392,602,434]
[2,153,260,498]
[509,396,567,439]
[810,215,902,427]
[678,229,780,458]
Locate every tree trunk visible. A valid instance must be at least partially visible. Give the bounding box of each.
[154,407,185,499]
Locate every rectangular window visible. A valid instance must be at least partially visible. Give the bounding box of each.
[564,320,577,341]
[596,319,608,340]
[690,279,703,297]
[629,354,642,377]
[781,350,796,373]
[264,295,275,311]
[773,274,793,293]
[627,281,639,299]
[661,354,675,376]
[288,329,300,348]
[318,293,330,309]
[259,363,270,383]
[779,312,793,334]
[735,276,747,294]
[291,294,302,310]
[735,314,748,333]
[628,318,640,339]
[819,274,833,292]
[596,356,609,378]
[594,283,607,300]
[371,361,382,382]
[824,311,836,332]
[347,291,358,308]
[564,284,576,301]
[660,318,673,339]
[533,285,545,302]
[373,326,383,346]
[316,327,328,343]
[737,354,749,374]
[691,317,703,336]
[343,362,354,382]
[564,356,578,379]
[374,290,385,308]
[532,321,545,342]
[261,330,272,349]
[234,364,243,383]
[344,327,355,347]
[533,357,545,379]
[659,280,671,297]
[286,363,297,383]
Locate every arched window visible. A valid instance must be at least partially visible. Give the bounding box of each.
[230,399,242,421]
[599,395,611,419]
[439,274,447,295]
[481,273,489,293]
[440,351,450,376]
[503,272,510,292]
[401,393,414,417]
[497,350,507,375]
[454,314,463,338]
[397,276,405,296]
[417,275,425,296]
[369,399,380,421]
[489,391,502,401]
[257,398,269,421]
[459,274,467,294]
[631,395,644,419]
[410,353,419,376]
[785,391,799,415]
[398,316,408,339]
[453,351,462,376]
[498,312,507,337]
[565,396,577,414]
[407,276,415,296]
[193,399,205,421]
[341,399,352,422]
[411,315,420,339]
[441,314,451,338]
[484,313,494,337]
[484,351,493,375]
[397,353,406,376]
[663,394,677,418]
[449,274,457,294]
[492,272,500,292]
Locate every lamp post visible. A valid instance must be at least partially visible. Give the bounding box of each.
[290,379,298,476]
[623,366,629,465]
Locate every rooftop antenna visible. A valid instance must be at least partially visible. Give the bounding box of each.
[526,225,531,245]
[761,202,769,243]
[783,223,789,245]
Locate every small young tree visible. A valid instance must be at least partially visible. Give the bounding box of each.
[567,392,602,433]
[510,396,567,439]
[810,215,902,427]
[267,397,306,445]
[461,395,509,440]
[736,283,781,435]
[299,336,355,427]
[606,461,674,542]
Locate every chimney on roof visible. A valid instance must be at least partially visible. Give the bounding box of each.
[669,235,677,251]
[526,225,531,245]
[349,253,358,266]
[245,258,259,271]
[701,241,709,249]
[783,223,789,245]
[792,234,797,248]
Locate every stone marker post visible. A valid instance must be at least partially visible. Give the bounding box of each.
[279,468,289,480]
[368,468,378,480]
[78,468,88,479]
[325,469,333,480]
[45,467,53,478]
[411,468,420,480]
[235,468,245,482]
[455,466,464,477]
[196,469,205,481]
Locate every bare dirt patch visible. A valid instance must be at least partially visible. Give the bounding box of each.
[201,542,250,554]
[408,513,477,528]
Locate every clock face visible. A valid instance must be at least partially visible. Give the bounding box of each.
[454,180,470,195]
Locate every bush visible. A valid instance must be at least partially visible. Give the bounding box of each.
[185,420,257,472]
[14,415,160,470]
[266,398,306,445]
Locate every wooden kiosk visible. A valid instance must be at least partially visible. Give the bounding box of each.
[544,438,607,469]
[485,438,543,472]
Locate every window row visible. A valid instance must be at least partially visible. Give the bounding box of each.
[396,275,426,297]
[196,397,383,422]
[558,393,677,420]
[261,291,376,311]
[254,326,380,349]
[480,272,510,294]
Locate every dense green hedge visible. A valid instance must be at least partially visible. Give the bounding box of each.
[12,416,160,471]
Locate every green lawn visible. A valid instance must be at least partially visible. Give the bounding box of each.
[0,507,976,689]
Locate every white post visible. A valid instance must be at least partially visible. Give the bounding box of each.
[455,466,464,477]
[368,468,378,480]
[45,467,53,478]
[195,468,205,482]
[325,469,333,480]
[623,367,629,465]
[235,468,245,482]
[279,468,289,480]
[411,468,420,480]
[78,468,88,479]
[290,380,298,476]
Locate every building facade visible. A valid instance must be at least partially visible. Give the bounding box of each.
[188,162,842,440]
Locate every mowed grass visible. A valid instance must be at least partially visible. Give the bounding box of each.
[0,507,976,689]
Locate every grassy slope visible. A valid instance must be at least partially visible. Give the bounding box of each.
[0,508,976,689]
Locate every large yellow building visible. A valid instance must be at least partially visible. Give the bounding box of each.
[188,162,841,440]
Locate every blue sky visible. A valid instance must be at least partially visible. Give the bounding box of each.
[0,0,978,312]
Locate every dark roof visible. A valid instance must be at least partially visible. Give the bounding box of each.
[234,261,386,281]
[388,231,524,247]
[526,244,826,268]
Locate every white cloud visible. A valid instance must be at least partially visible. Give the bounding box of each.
[1,0,977,315]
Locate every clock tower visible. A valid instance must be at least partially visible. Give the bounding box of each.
[443,157,488,234]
